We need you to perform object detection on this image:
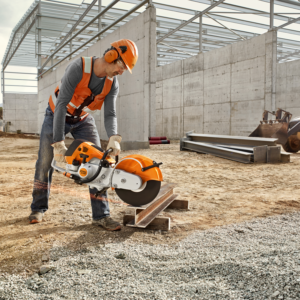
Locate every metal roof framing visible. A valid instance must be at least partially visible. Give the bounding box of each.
[2,0,300,92]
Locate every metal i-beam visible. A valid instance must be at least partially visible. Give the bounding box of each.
[156,0,225,44]
[270,0,274,29]
[275,15,300,30]
[186,133,278,147]
[2,3,38,70]
[39,0,149,77]
[41,0,98,71]
[40,0,120,73]
[181,139,253,164]
[98,0,102,40]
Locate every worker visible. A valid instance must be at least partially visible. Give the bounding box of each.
[29,39,138,231]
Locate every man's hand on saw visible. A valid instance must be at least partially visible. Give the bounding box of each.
[107,134,122,156]
[52,141,67,162]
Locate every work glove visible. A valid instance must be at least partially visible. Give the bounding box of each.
[107,134,122,156]
[52,141,67,163]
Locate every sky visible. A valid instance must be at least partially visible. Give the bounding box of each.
[1,0,300,105]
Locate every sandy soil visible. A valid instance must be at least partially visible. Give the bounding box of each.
[1,134,300,276]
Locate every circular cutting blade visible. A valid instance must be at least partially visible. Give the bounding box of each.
[115,180,161,206]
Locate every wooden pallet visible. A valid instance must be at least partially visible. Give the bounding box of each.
[123,183,188,231]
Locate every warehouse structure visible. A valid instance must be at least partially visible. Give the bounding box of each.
[2,0,300,148]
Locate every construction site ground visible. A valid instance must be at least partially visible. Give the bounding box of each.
[1,132,300,276]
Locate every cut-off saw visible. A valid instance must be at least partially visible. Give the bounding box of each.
[51,139,163,206]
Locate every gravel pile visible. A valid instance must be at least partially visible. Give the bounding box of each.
[1,213,300,300]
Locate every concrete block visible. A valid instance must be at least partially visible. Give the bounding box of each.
[15,98,29,110]
[285,75,300,108]
[184,105,203,134]
[16,109,27,121]
[119,92,143,121]
[265,30,276,44]
[143,21,156,84]
[230,100,264,136]
[162,107,181,139]
[120,12,145,42]
[286,60,300,77]
[183,52,204,74]
[203,103,230,124]
[183,70,204,107]
[265,42,274,94]
[119,69,144,96]
[19,120,29,133]
[155,109,163,136]
[119,116,143,141]
[87,41,100,57]
[264,93,273,111]
[204,65,230,105]
[121,141,149,150]
[28,120,38,133]
[144,6,156,24]
[203,121,230,135]
[142,83,151,139]
[3,93,16,100]
[231,57,265,102]
[204,44,231,70]
[3,98,16,109]
[162,76,182,109]
[55,59,70,83]
[156,80,163,110]
[162,60,182,80]
[39,69,56,91]
[156,67,163,82]
[231,34,265,63]
[4,109,15,122]
[277,62,286,78]
[28,97,38,108]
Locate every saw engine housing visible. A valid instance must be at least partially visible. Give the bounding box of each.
[51,140,163,206]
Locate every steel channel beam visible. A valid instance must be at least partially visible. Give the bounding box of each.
[157,0,225,44]
[187,133,278,147]
[40,0,120,73]
[131,184,176,228]
[181,140,253,164]
[270,0,274,29]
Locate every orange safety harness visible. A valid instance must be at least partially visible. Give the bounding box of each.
[48,56,114,119]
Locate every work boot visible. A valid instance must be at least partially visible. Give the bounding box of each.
[92,216,121,231]
[29,211,44,224]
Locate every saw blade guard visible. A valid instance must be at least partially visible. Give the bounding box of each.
[114,154,163,184]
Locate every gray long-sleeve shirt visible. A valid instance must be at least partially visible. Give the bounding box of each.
[53,56,119,143]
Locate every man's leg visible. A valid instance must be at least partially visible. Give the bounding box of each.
[71,115,111,220]
[30,107,70,223]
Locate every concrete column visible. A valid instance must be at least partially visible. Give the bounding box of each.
[98,0,102,40]
[37,0,42,74]
[270,0,274,29]
[144,6,157,138]
[199,14,203,52]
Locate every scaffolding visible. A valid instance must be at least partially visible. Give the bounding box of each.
[2,0,300,94]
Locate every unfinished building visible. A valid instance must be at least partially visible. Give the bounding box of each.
[2,0,300,148]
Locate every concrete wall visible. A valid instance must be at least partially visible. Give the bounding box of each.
[38,7,156,150]
[276,59,300,117]
[3,93,38,133]
[155,31,277,139]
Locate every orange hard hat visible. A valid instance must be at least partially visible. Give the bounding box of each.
[111,39,138,74]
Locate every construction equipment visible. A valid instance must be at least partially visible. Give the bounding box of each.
[249,108,300,153]
[51,139,163,206]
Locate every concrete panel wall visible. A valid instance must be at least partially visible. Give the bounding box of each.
[276,59,300,117]
[3,93,38,133]
[37,7,156,149]
[156,31,276,139]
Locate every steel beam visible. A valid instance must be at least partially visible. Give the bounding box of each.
[270,0,274,29]
[181,139,253,164]
[186,133,278,147]
[275,16,300,30]
[156,0,225,44]
[98,0,102,40]
[39,0,149,77]
[199,14,202,52]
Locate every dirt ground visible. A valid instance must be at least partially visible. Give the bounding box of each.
[1,133,300,276]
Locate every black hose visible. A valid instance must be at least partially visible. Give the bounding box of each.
[78,148,113,184]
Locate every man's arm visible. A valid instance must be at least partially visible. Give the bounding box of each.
[104,77,119,138]
[53,58,82,143]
